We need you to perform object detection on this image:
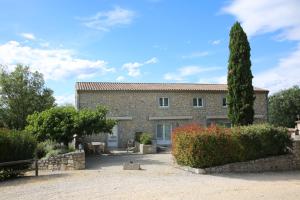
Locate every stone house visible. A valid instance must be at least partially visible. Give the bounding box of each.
[75,82,268,148]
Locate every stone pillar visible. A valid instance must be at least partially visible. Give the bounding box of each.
[292,124,300,169]
[296,120,300,130]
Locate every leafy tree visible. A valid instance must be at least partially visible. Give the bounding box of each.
[0,65,55,130]
[26,106,77,146]
[227,22,255,126]
[26,106,116,146]
[75,106,116,136]
[269,86,300,128]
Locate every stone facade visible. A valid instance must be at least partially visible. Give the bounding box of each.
[76,88,268,148]
[38,151,85,170]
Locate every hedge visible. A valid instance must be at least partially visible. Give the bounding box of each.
[0,129,37,180]
[172,124,292,168]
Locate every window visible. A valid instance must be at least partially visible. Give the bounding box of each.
[222,97,227,107]
[156,124,172,144]
[156,124,163,140]
[193,98,203,107]
[207,120,231,128]
[159,97,169,107]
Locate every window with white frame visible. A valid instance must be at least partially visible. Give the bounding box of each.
[222,97,227,107]
[193,98,203,107]
[159,97,169,107]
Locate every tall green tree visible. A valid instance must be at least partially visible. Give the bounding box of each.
[269,86,300,128]
[0,64,55,130]
[227,22,255,126]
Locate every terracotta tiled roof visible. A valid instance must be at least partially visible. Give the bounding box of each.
[75,82,268,92]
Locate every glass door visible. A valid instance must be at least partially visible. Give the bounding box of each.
[107,125,118,147]
[156,124,172,145]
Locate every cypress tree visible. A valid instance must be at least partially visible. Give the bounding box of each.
[227,22,255,126]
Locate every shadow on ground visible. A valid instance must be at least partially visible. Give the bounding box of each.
[0,172,69,187]
[86,153,169,170]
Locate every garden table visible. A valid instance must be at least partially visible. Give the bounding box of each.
[91,142,105,154]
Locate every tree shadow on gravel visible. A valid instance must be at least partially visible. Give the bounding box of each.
[85,153,169,170]
[0,172,70,187]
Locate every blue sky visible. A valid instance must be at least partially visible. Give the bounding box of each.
[0,0,299,104]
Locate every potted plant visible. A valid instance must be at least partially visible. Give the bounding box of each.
[139,133,157,154]
[134,132,142,152]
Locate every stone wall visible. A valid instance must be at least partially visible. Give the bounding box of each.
[204,154,296,173]
[38,151,85,170]
[77,90,268,147]
[175,137,300,174]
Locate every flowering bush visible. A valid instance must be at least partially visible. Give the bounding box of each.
[172,124,241,168]
[172,124,291,168]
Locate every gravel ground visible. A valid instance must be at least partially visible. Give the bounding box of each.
[1,153,300,200]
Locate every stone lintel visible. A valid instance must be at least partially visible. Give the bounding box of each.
[206,115,264,119]
[108,116,133,120]
[148,116,193,120]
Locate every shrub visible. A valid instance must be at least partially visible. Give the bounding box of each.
[134,132,143,143]
[172,124,292,168]
[172,124,241,168]
[234,124,292,160]
[140,133,152,145]
[36,142,47,159]
[36,140,76,159]
[35,140,58,159]
[0,129,37,180]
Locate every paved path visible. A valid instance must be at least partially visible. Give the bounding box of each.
[1,153,300,200]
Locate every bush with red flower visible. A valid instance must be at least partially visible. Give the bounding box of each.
[172,124,291,168]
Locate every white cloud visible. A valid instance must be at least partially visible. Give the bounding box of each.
[198,75,227,84]
[164,66,221,82]
[164,73,184,82]
[211,40,221,45]
[0,40,115,80]
[80,6,135,31]
[122,57,158,77]
[77,73,98,80]
[55,94,74,105]
[144,57,158,64]
[182,51,210,59]
[20,33,36,40]
[223,0,300,40]
[223,0,300,93]
[40,42,50,48]
[254,44,300,93]
[122,62,142,77]
[116,76,125,82]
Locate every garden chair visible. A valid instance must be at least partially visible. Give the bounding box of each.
[127,139,135,152]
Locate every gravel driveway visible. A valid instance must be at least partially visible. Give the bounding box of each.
[1,153,300,200]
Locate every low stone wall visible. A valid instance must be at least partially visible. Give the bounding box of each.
[174,137,300,174]
[204,154,297,173]
[38,151,85,170]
